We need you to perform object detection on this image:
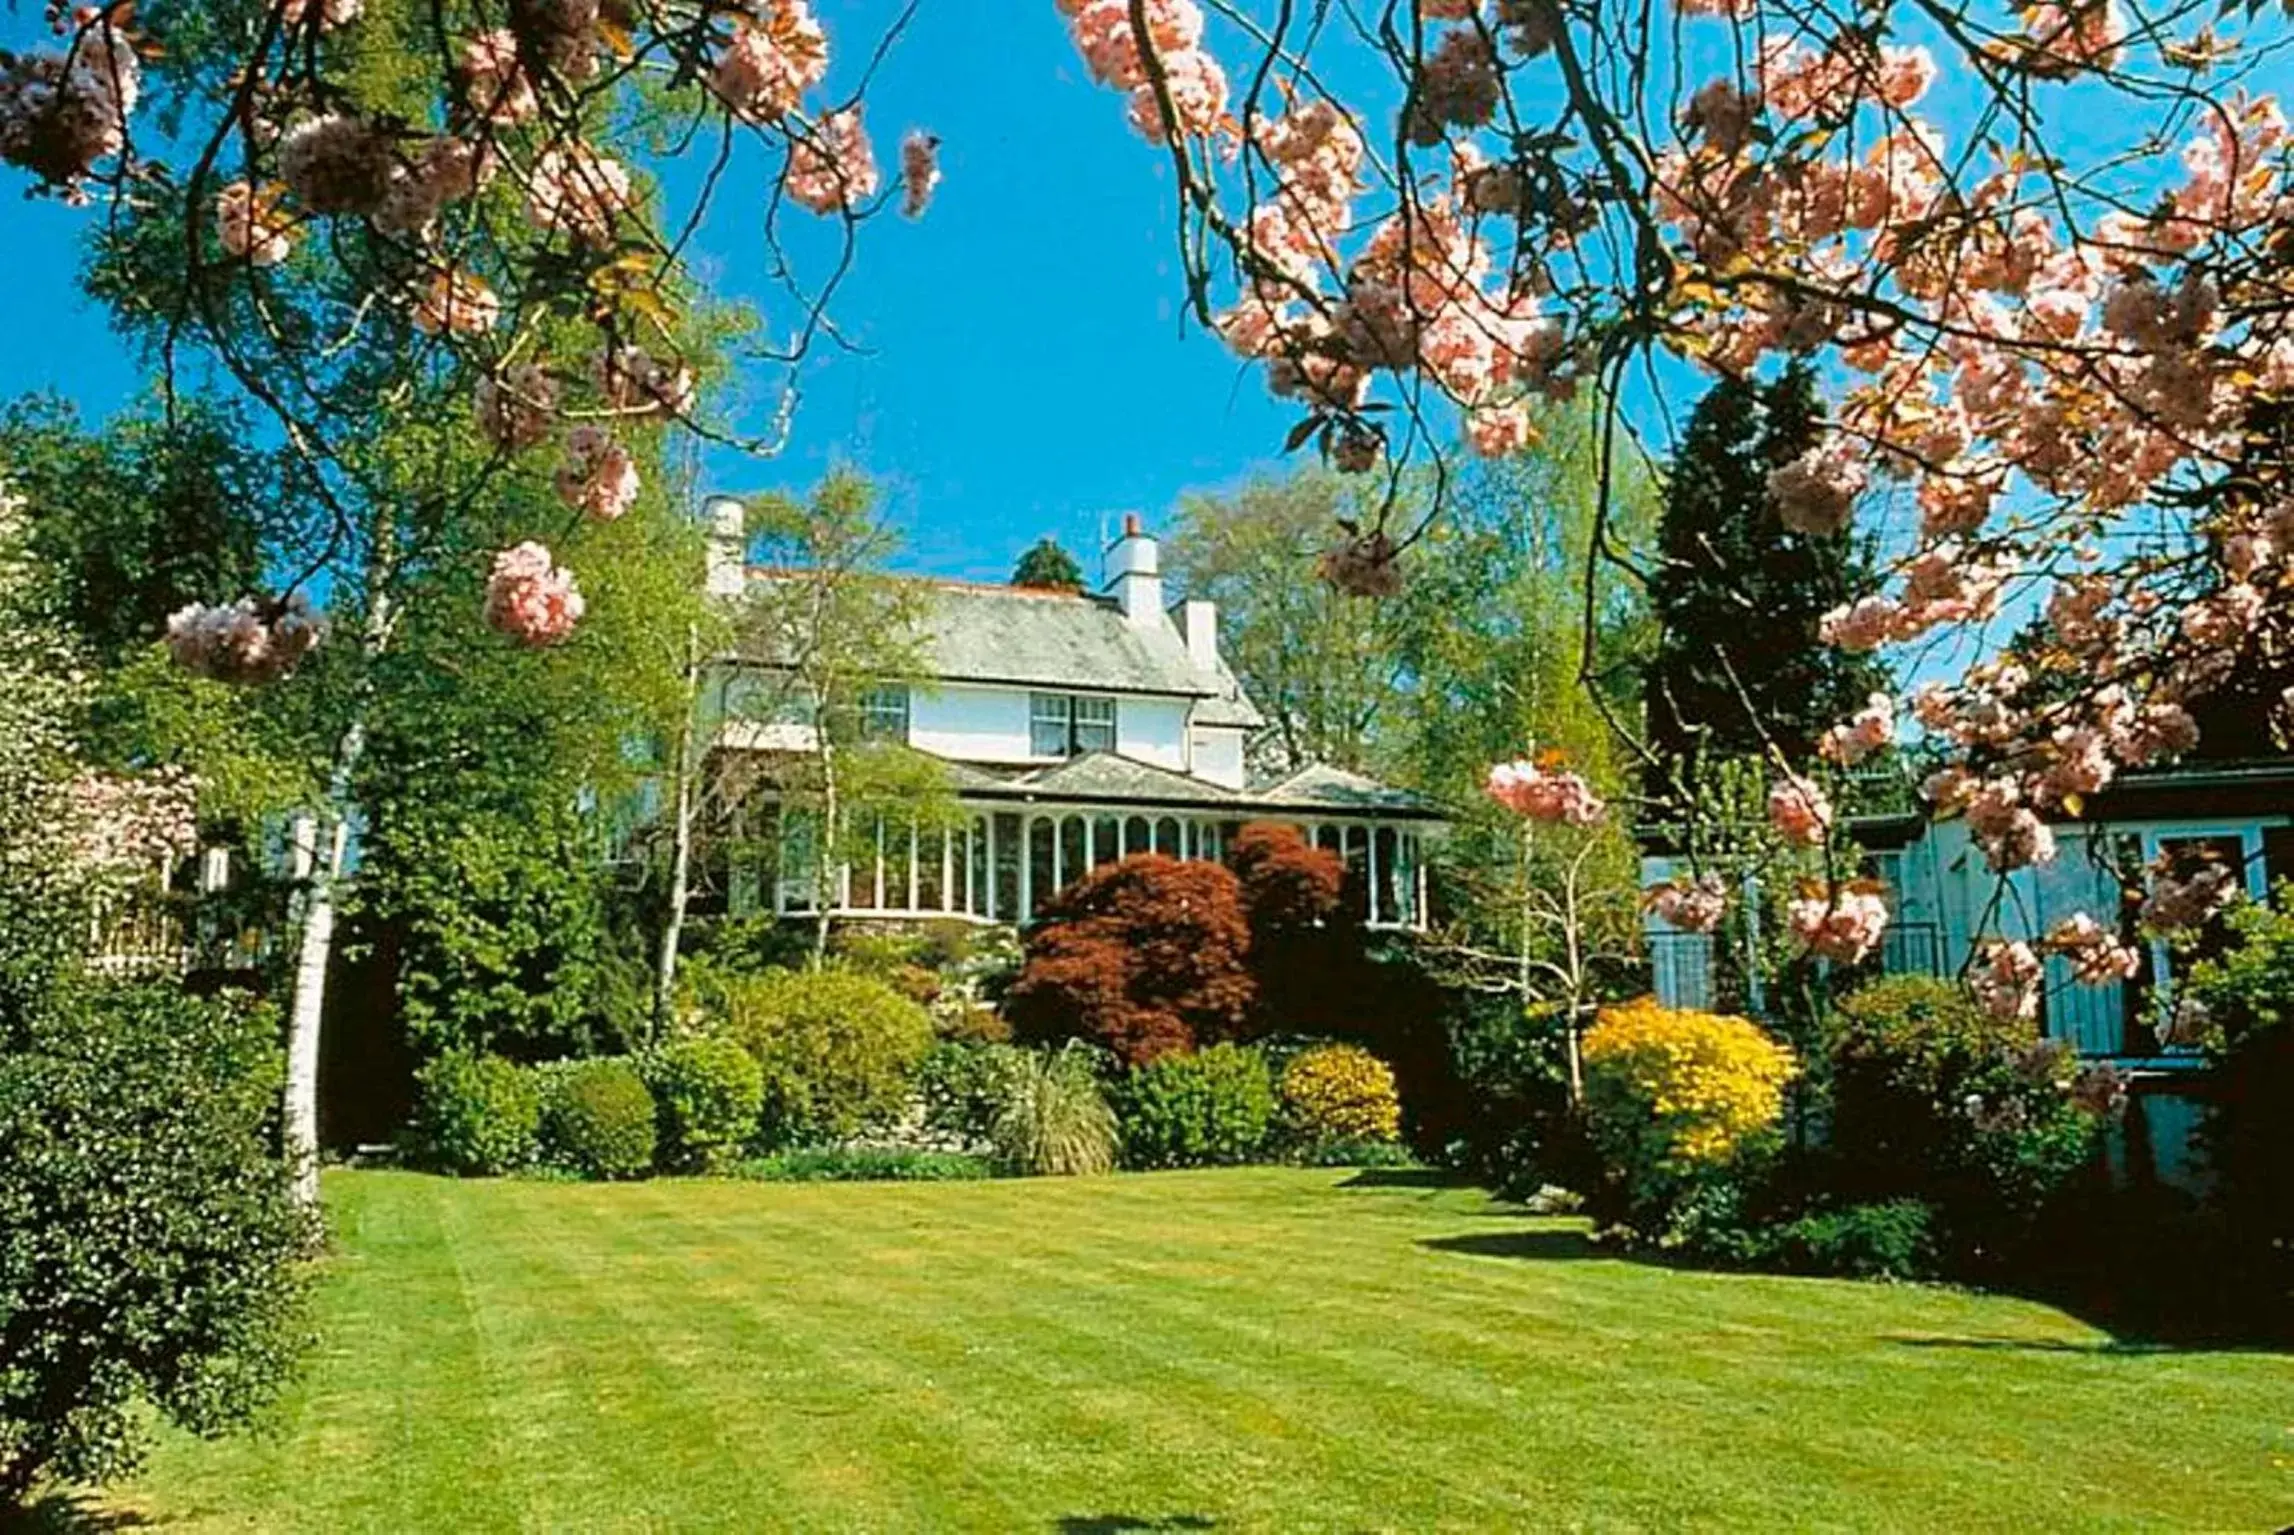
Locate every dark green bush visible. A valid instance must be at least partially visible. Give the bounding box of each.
[702,965,935,1148]
[1824,975,2108,1274]
[916,1040,1030,1149]
[0,982,312,1507]
[1743,1200,1938,1280]
[410,1051,541,1175]
[733,1148,994,1182]
[643,1036,765,1173]
[1112,1042,1276,1169]
[535,1058,657,1180]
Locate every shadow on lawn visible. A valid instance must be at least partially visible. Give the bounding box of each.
[1419,1227,1604,1262]
[1336,1167,1472,1191]
[2,1495,153,1533]
[1054,1516,1217,1533]
[1884,1333,2195,1357]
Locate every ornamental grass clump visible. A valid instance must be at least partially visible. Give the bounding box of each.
[1582,999,1797,1240]
[991,1044,1118,1177]
[1279,1042,1402,1150]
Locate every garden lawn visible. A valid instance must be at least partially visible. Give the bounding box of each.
[91,1168,2292,1533]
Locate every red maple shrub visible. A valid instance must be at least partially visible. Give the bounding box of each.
[1229,821,1344,935]
[1005,854,1256,1066]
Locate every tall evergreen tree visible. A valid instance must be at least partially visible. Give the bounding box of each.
[1012,538,1086,592]
[1645,366,1889,786]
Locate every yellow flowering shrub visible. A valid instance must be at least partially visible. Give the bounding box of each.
[1279,1043,1402,1146]
[1582,999,1797,1169]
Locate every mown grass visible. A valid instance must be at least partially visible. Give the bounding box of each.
[83,1167,2294,1532]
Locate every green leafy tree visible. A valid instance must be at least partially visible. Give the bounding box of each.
[1011,537,1086,592]
[1645,367,1890,786]
[1167,470,1408,773]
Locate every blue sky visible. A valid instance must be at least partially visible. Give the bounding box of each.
[0,1,1304,584]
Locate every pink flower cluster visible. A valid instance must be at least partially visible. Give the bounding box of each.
[553,425,639,521]
[1818,692,1893,766]
[1645,873,1728,933]
[484,542,585,647]
[474,363,559,451]
[165,593,325,685]
[1485,757,1607,826]
[1063,0,1228,144]
[216,180,296,266]
[0,18,141,189]
[1968,939,2042,1023]
[412,267,500,336]
[787,106,878,214]
[1314,530,1404,597]
[2044,913,2141,986]
[1766,436,1868,536]
[900,130,940,219]
[1766,775,1832,847]
[593,343,695,420]
[527,144,633,247]
[709,0,829,123]
[1788,883,1890,964]
[2139,861,2238,935]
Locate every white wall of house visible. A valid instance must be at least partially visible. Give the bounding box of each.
[910,683,1033,762]
[1115,694,1189,772]
[1189,726,1247,789]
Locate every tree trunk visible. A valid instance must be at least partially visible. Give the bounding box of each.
[811,736,837,969]
[653,625,702,1037]
[282,715,366,1214]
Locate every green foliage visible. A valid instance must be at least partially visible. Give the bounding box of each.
[409,1052,541,1176]
[1738,1200,1939,1281]
[0,983,311,1507]
[535,1058,658,1181]
[1010,536,1085,592]
[732,1148,994,1183]
[917,1040,1031,1150]
[1113,1043,1278,1170]
[702,965,935,1148]
[2180,891,2294,1312]
[1824,975,2109,1271]
[991,1045,1119,1177]
[1645,365,1890,778]
[642,1036,765,1173]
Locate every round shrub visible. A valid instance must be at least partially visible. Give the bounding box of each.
[536,1058,657,1180]
[643,1036,765,1173]
[411,1051,541,1176]
[1279,1043,1401,1148]
[917,1040,1030,1150]
[705,965,935,1148]
[1113,1042,1276,1169]
[1826,974,2111,1270]
[1582,999,1797,1235]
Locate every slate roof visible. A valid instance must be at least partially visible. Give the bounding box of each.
[932,751,1444,820]
[744,572,1264,728]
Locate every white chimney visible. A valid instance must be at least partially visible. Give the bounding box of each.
[1103,512,1162,627]
[703,495,748,599]
[1177,598,1218,671]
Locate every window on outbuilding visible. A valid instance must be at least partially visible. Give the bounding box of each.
[1029,692,1118,757]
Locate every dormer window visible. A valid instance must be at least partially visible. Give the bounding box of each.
[1031,692,1117,757]
[858,685,910,743]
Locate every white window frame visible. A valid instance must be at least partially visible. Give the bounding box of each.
[1029,692,1119,758]
[858,684,910,744]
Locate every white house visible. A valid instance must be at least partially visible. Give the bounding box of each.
[701,502,1443,928]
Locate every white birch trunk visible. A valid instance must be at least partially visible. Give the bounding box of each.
[282,722,364,1213]
[653,627,702,1036]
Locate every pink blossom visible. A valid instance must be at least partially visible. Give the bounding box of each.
[527,143,633,247]
[474,363,558,451]
[1070,0,1203,90]
[2178,582,2264,652]
[484,542,585,647]
[1316,529,1404,597]
[1124,46,1229,142]
[899,130,941,219]
[2045,912,2142,985]
[1819,692,1895,766]
[279,113,393,216]
[552,426,640,521]
[1767,437,1867,536]
[374,136,485,241]
[280,0,363,29]
[411,268,500,336]
[1645,873,1728,933]
[1964,776,2056,871]
[1405,28,1501,145]
[787,106,879,214]
[1969,940,2042,1023]
[709,0,829,123]
[1820,595,1902,653]
[2110,701,2199,766]
[1789,885,1891,965]
[1465,401,1532,458]
[165,593,324,685]
[65,767,200,875]
[216,180,295,266]
[2140,861,2238,934]
[1767,775,1833,847]
[1486,757,1607,826]
[2015,0,2129,77]
[0,21,141,186]
[1876,45,1937,107]
[461,29,537,124]
[592,343,696,420]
